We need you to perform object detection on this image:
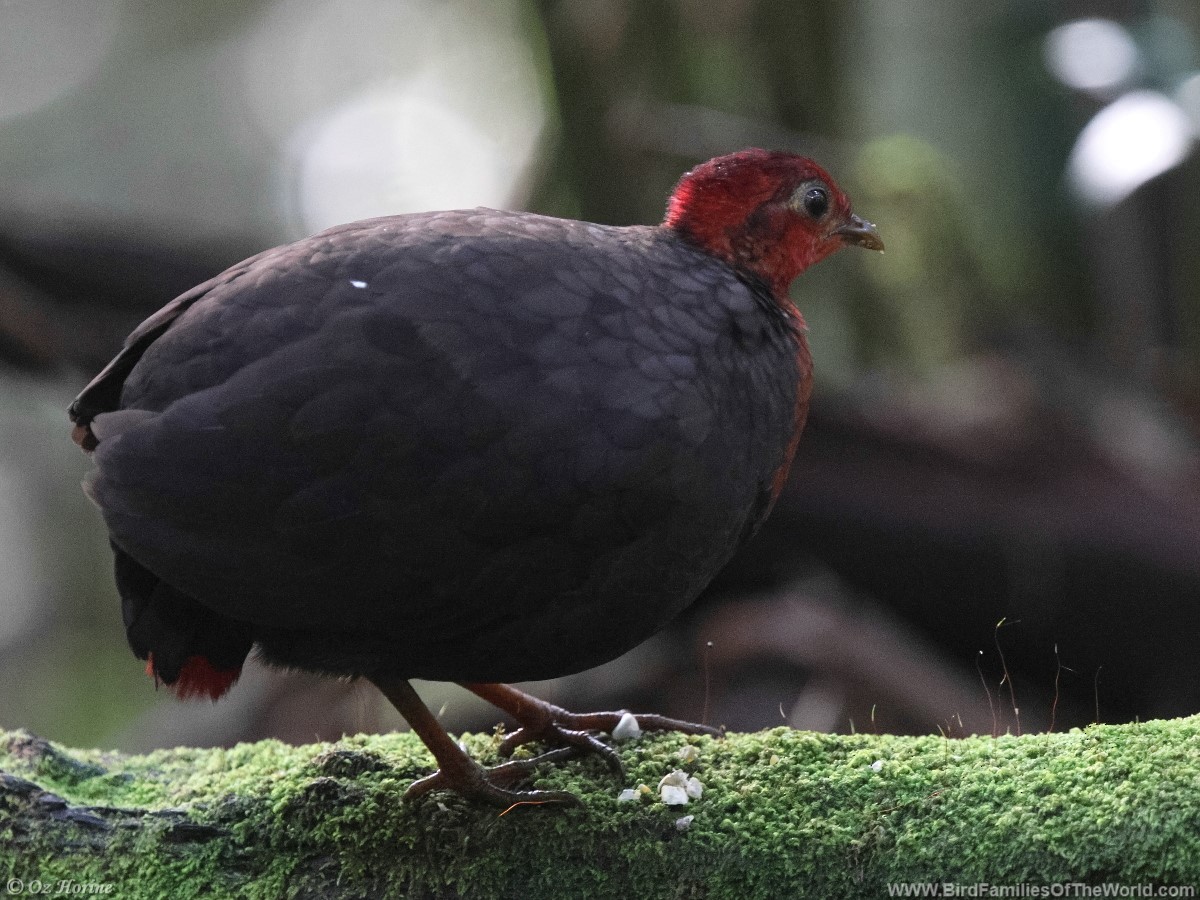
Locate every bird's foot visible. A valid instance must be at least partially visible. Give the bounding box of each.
[370,676,583,807]
[463,682,721,777]
[403,746,581,808]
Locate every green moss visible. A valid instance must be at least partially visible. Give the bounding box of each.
[4,719,1200,898]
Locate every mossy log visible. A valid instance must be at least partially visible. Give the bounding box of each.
[3,719,1200,898]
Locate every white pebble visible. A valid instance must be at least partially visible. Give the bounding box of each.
[616,788,640,803]
[611,712,642,741]
[676,745,700,763]
[871,759,884,772]
[660,784,689,806]
[659,770,688,789]
[675,814,694,831]
[659,769,696,806]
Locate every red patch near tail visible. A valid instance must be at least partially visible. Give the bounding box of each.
[145,652,241,701]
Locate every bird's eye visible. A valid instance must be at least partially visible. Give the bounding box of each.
[802,187,829,219]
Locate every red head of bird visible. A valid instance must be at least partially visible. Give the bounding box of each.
[664,148,883,296]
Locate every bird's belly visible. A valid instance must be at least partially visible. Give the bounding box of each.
[251,492,749,682]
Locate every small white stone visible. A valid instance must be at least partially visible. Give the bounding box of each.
[616,788,640,803]
[676,744,700,763]
[674,814,694,831]
[659,770,688,789]
[871,759,884,772]
[685,776,704,799]
[611,712,642,741]
[350,279,368,289]
[660,784,689,806]
[659,769,692,805]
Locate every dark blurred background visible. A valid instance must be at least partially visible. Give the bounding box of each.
[2,0,1199,752]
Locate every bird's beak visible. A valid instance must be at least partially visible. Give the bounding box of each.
[835,214,884,252]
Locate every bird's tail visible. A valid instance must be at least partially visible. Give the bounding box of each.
[113,543,254,701]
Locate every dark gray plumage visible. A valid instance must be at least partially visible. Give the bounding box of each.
[73,209,801,685]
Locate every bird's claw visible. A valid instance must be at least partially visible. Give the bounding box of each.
[404,746,581,808]
[494,704,721,778]
[498,724,623,775]
[446,683,721,803]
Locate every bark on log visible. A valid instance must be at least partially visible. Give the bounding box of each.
[2,719,1199,898]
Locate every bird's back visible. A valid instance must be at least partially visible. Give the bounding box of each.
[76,209,805,682]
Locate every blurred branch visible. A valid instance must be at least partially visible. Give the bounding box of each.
[0,215,256,372]
[699,589,996,736]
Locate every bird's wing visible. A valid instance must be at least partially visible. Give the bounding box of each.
[83,212,798,644]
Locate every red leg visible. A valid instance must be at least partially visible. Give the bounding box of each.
[370,676,579,807]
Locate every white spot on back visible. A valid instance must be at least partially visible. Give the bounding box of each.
[350,279,368,289]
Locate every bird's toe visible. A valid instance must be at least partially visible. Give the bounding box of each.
[404,746,581,808]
